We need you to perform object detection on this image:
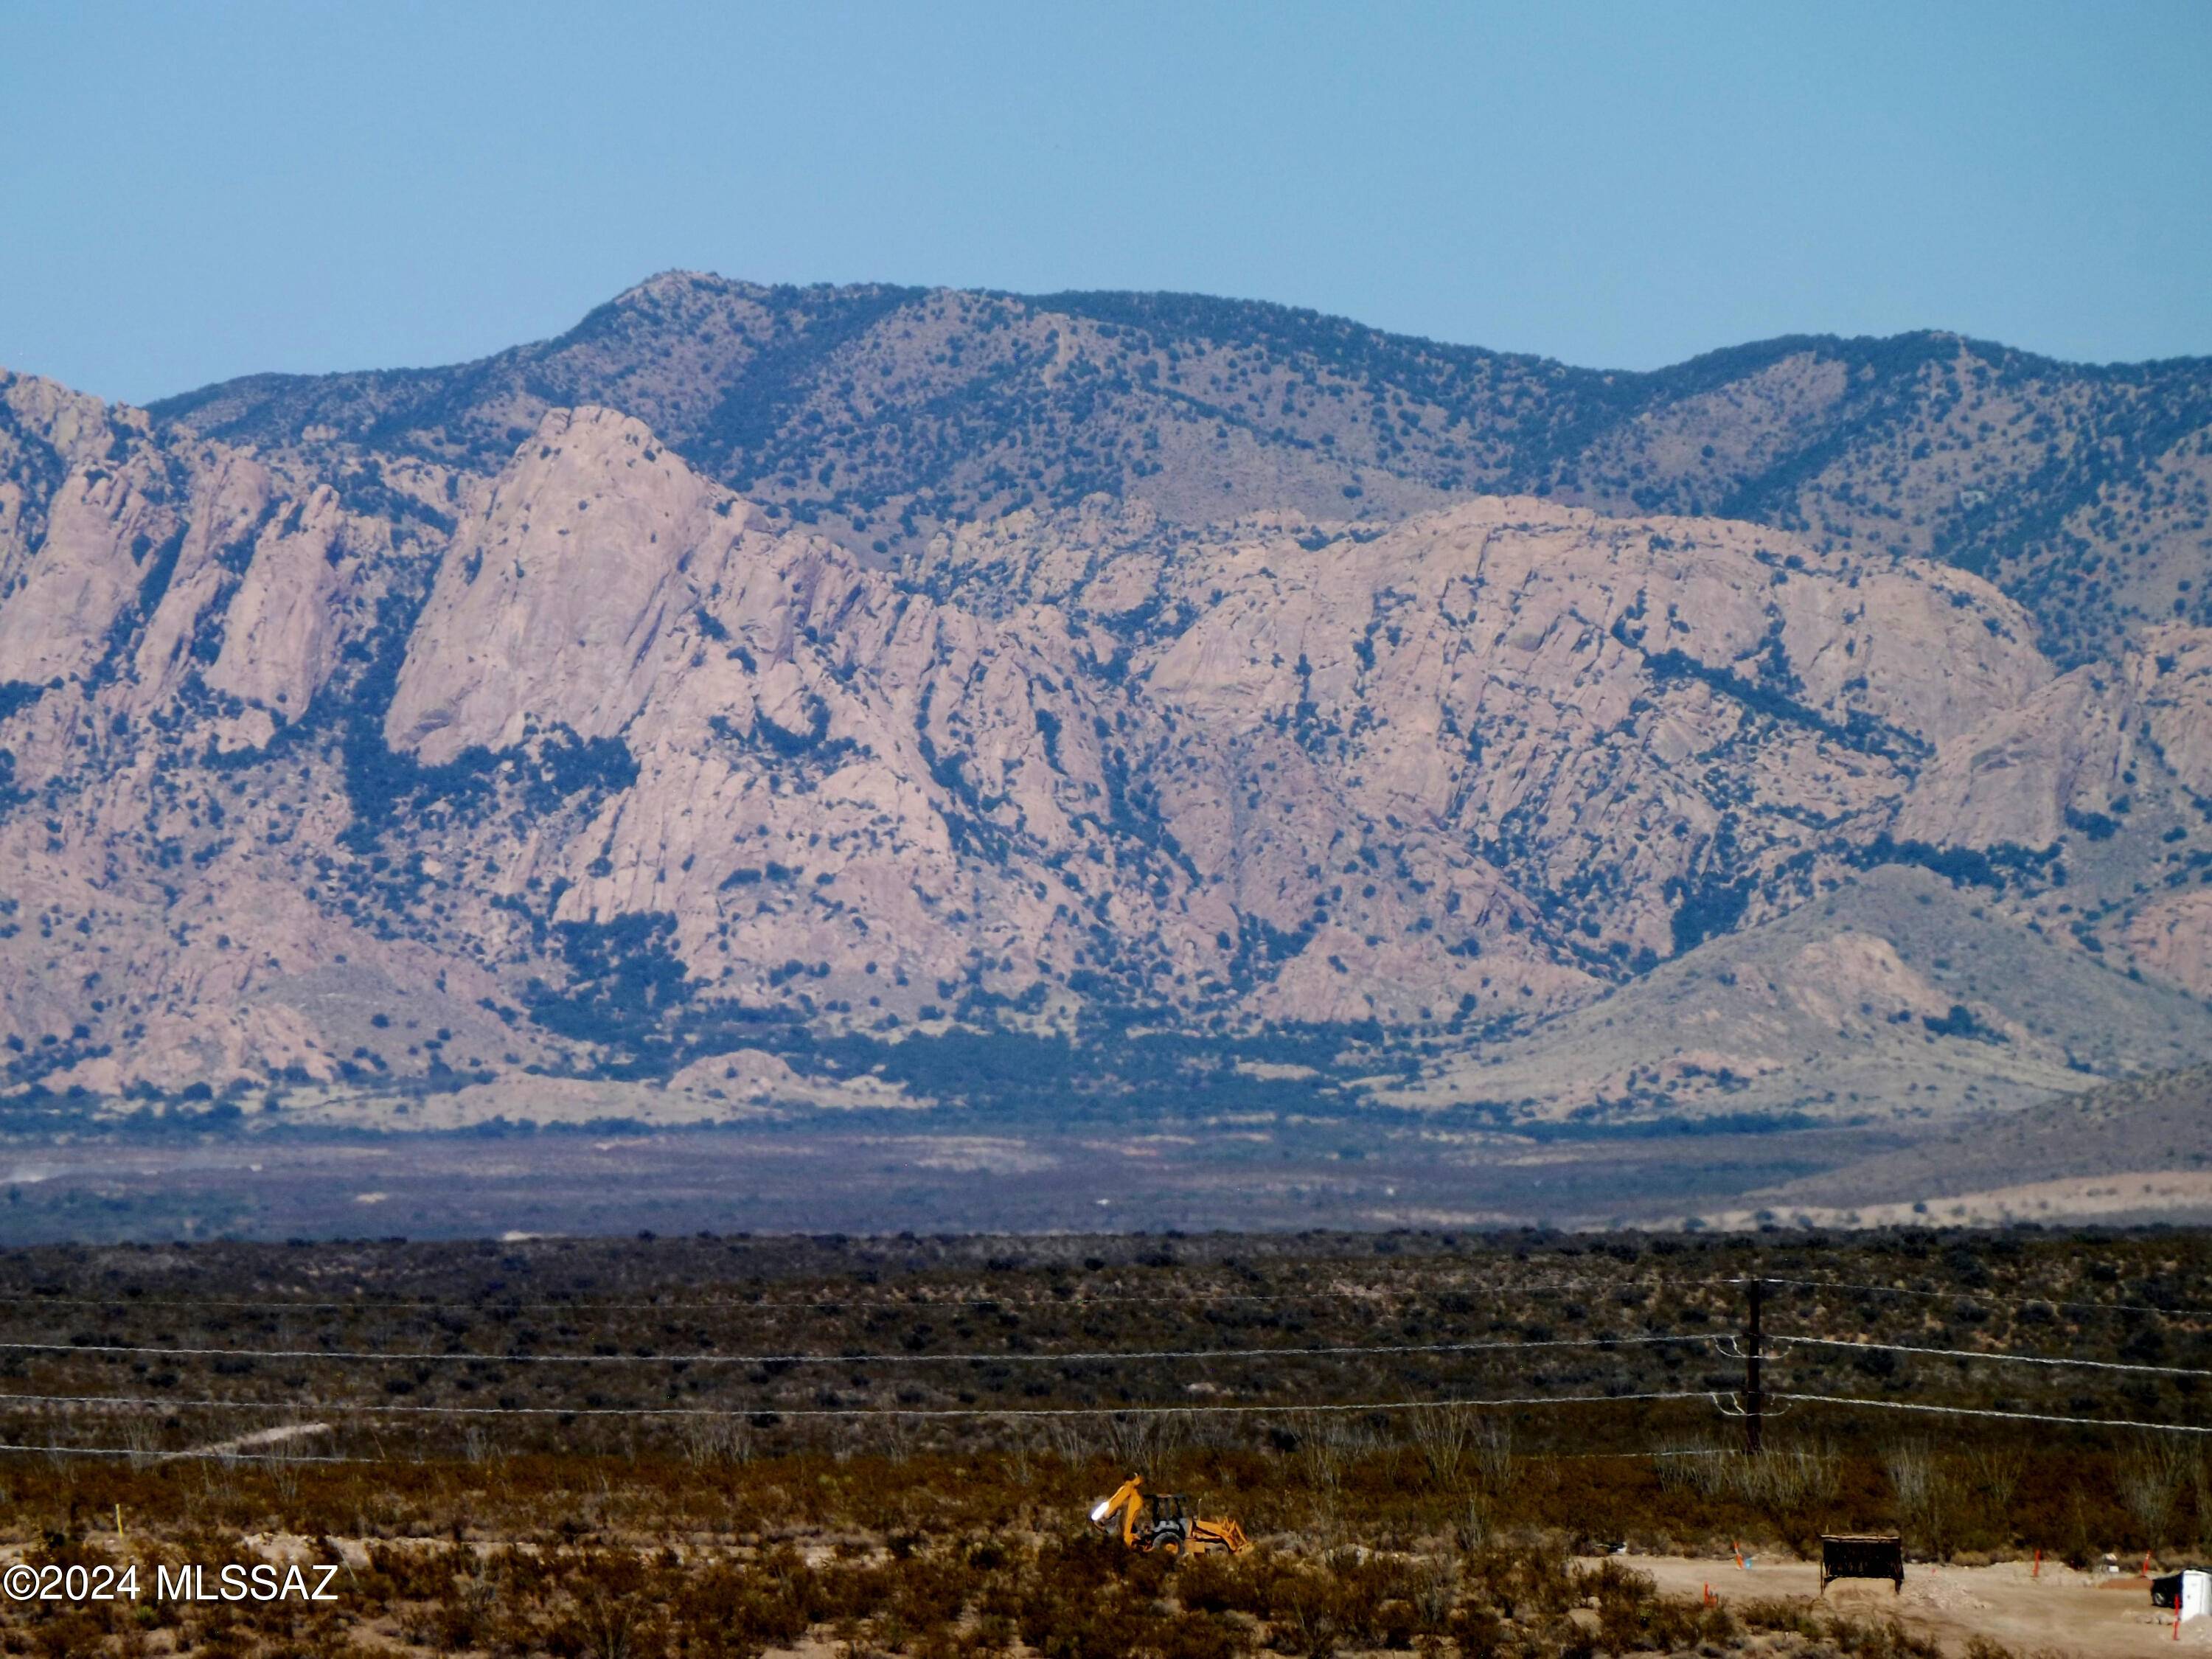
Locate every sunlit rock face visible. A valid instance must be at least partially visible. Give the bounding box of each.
[4,346,2212,1121]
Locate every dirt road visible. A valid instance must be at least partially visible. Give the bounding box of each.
[1593,1554,2210,1655]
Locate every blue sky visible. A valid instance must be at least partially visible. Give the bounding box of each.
[3,1,2208,403]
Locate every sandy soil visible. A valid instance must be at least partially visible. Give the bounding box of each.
[0,1117,1885,1242]
[1691,1170,2212,1232]
[1591,1553,2212,1655]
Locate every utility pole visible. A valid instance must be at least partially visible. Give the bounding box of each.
[1745,1276,1764,1455]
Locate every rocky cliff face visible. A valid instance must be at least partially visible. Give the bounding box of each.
[9,338,2212,1121]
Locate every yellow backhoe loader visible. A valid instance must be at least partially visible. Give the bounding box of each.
[1088,1475,1249,1556]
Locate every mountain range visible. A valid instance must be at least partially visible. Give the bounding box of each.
[5,273,2212,1136]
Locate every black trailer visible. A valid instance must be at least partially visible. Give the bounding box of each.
[1819,1534,1904,1593]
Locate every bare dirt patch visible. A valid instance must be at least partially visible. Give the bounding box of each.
[1610,1554,2212,1655]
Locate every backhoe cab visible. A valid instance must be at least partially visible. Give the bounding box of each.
[1088,1475,1249,1556]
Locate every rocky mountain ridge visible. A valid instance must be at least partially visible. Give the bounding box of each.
[156,272,2212,668]
[5,277,2212,1124]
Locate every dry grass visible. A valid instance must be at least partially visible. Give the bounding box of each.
[0,1467,1989,1659]
[0,1433,2154,1658]
[0,1224,2199,1654]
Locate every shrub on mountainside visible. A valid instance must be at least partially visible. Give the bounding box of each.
[524,911,694,1052]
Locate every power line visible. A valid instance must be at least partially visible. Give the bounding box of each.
[0,1385,1720,1425]
[1781,1332,2212,1380]
[1778,1391,2212,1437]
[0,1441,350,1464]
[0,1273,1728,1318]
[0,1332,1703,1368]
[7,1270,2195,1325]
[1758,1275,2212,1322]
[15,1385,2205,1458]
[1555,1447,1736,1462]
[20,1269,2199,1324]
[0,1290,1437,1315]
[19,1290,2193,1408]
